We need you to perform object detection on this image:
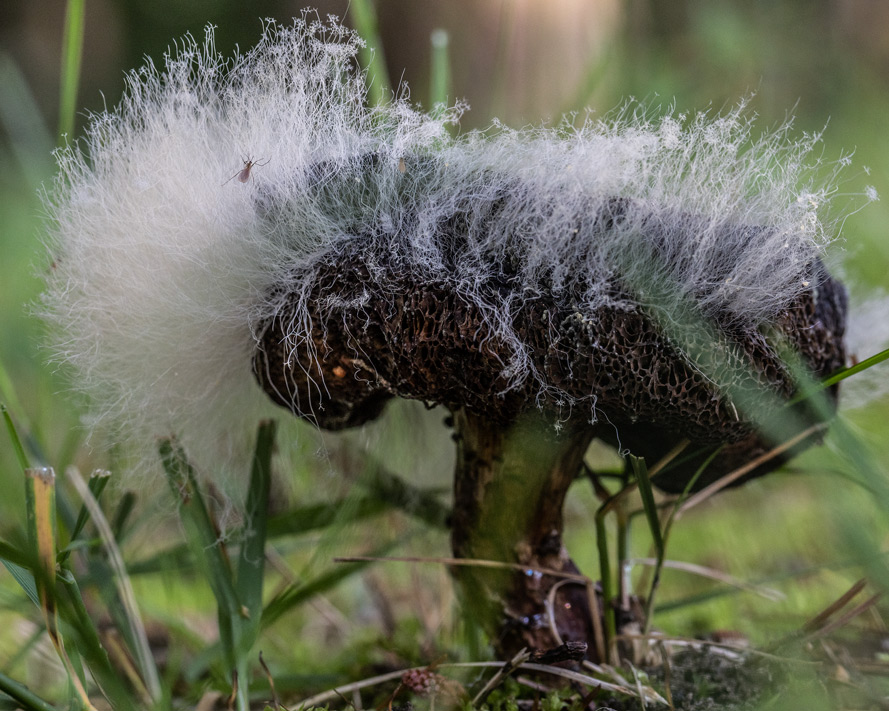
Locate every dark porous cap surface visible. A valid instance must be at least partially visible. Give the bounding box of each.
[253,199,846,493]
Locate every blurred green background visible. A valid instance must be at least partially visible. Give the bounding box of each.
[1,0,889,687]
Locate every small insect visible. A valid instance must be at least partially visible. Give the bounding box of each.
[223,156,270,185]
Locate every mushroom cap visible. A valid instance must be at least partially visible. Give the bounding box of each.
[253,190,846,493]
[38,18,855,491]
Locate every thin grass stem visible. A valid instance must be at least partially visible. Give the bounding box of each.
[58,0,85,143]
[348,0,390,105]
[788,346,889,406]
[25,467,97,710]
[159,438,249,711]
[642,447,722,634]
[2,403,29,471]
[429,29,450,109]
[678,424,825,513]
[0,668,57,711]
[236,420,276,650]
[66,465,162,702]
[595,511,616,661]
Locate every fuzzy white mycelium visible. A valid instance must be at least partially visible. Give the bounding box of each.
[43,16,868,478]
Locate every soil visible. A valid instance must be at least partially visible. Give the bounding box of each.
[601,647,783,711]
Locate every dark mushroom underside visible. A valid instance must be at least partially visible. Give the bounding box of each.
[252,223,846,660]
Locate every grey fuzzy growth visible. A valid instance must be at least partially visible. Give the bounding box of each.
[41,15,861,475]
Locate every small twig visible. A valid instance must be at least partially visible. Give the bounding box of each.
[334,554,589,582]
[515,676,553,694]
[471,647,531,706]
[375,682,404,711]
[529,642,588,665]
[617,633,820,666]
[334,688,358,711]
[767,579,879,653]
[677,424,825,513]
[629,663,648,710]
[544,579,570,646]
[259,651,282,711]
[580,660,635,691]
[505,662,665,705]
[655,641,675,711]
[299,669,417,708]
[597,441,690,518]
[802,578,868,633]
[228,670,238,711]
[585,578,607,663]
[625,558,785,601]
[804,593,882,642]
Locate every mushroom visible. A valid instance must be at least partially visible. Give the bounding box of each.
[252,161,847,659]
[41,19,852,661]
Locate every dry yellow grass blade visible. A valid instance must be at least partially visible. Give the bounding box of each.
[334,554,590,582]
[25,467,98,711]
[677,424,826,514]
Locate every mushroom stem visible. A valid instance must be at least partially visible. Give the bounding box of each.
[449,408,599,659]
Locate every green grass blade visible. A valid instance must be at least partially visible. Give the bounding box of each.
[56,568,137,707]
[0,358,34,452]
[594,510,615,660]
[129,493,396,579]
[429,29,450,109]
[57,0,85,143]
[58,470,111,565]
[788,345,889,406]
[116,543,191,577]
[0,668,57,711]
[0,536,31,571]
[261,540,399,629]
[348,0,390,105]
[642,447,722,633]
[267,497,389,538]
[159,438,249,709]
[236,420,276,648]
[0,51,54,187]
[110,490,137,541]
[2,403,30,471]
[631,455,663,556]
[359,462,450,529]
[159,439,242,620]
[2,386,76,535]
[73,470,111,540]
[823,346,889,386]
[130,499,387,579]
[1,559,39,606]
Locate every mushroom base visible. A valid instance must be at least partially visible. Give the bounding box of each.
[449,408,605,660]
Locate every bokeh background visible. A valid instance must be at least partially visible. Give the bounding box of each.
[2,0,889,687]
